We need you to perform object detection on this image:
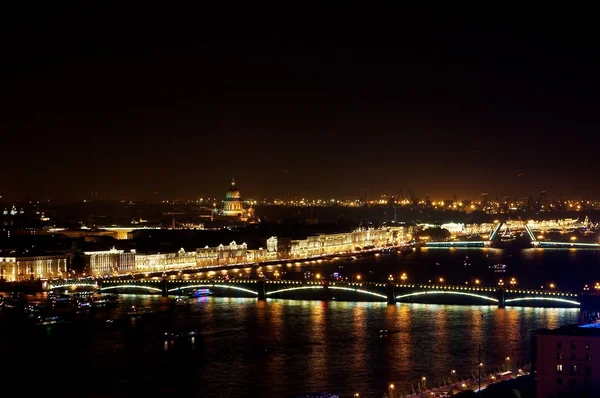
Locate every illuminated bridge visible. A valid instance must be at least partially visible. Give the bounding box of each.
[58,279,586,308]
[425,221,600,249]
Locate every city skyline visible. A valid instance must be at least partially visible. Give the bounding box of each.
[2,6,599,199]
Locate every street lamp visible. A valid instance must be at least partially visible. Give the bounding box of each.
[439,277,444,283]
[389,383,394,397]
[510,277,516,286]
[401,272,407,283]
[421,377,426,398]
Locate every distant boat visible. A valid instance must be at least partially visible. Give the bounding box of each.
[489,264,506,273]
[36,315,65,327]
[126,305,154,318]
[188,289,213,298]
[164,329,201,340]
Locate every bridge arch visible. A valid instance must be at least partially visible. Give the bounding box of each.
[266,285,387,299]
[329,286,387,299]
[168,284,258,295]
[99,285,162,293]
[49,283,97,290]
[396,290,498,303]
[266,286,322,296]
[505,297,580,306]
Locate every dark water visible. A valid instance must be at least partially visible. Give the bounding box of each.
[1,248,596,397]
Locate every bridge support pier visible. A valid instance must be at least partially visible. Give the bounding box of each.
[498,288,505,308]
[387,283,396,305]
[161,278,168,297]
[257,280,266,300]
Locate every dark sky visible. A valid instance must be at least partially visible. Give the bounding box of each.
[1,5,599,200]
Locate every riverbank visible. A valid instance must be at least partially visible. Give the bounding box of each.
[396,373,535,398]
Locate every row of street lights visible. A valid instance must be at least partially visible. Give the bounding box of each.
[381,357,520,397]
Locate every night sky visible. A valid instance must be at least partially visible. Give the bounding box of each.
[1,6,599,200]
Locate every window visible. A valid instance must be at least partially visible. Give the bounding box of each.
[585,343,591,350]
[556,377,563,385]
[557,353,563,360]
[570,365,577,375]
[585,366,591,377]
[571,342,577,349]
[570,378,577,387]
[557,364,563,373]
[571,353,577,360]
[586,354,591,361]
[557,341,562,349]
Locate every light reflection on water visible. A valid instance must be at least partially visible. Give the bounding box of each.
[0,295,579,397]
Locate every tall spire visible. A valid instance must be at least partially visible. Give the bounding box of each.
[231,178,236,187]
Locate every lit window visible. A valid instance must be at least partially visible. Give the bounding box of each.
[557,364,563,373]
[571,342,577,349]
[557,353,563,360]
[585,343,591,350]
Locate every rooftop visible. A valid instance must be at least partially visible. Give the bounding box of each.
[536,323,600,337]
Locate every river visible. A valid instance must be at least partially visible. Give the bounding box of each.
[0,248,596,397]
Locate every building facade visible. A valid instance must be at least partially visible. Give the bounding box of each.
[222,179,245,217]
[85,247,136,277]
[134,248,197,273]
[535,324,600,398]
[76,227,408,277]
[0,255,69,281]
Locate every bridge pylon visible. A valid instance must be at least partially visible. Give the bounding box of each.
[387,283,396,305]
[257,280,266,300]
[161,278,168,297]
[498,287,505,308]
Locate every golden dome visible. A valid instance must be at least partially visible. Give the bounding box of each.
[225,179,241,199]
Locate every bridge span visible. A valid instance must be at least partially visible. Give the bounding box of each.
[47,279,583,308]
[424,221,600,249]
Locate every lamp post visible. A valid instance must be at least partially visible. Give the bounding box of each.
[389,383,394,398]
[420,377,426,398]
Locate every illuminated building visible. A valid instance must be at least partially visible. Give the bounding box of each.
[0,254,69,281]
[134,248,197,273]
[85,247,136,276]
[221,179,248,218]
[78,227,408,277]
[534,324,600,397]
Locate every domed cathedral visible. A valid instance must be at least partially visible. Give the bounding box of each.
[222,178,246,217]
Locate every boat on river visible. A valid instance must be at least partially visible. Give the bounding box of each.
[489,264,506,273]
[126,305,155,319]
